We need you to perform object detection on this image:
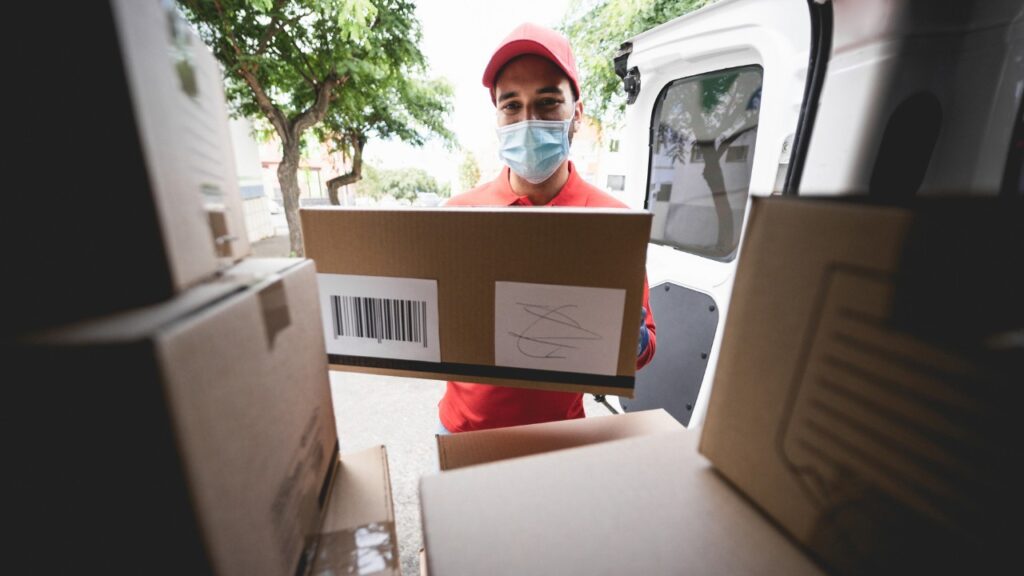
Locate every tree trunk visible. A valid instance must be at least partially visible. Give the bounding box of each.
[327,134,365,205]
[232,66,342,258]
[278,135,305,257]
[700,144,734,254]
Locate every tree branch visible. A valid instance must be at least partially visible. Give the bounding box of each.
[294,71,345,136]
[327,133,365,204]
[237,67,289,139]
[211,0,245,59]
[255,0,288,54]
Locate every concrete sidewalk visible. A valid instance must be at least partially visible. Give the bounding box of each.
[250,233,291,258]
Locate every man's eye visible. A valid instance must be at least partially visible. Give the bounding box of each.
[502,102,522,112]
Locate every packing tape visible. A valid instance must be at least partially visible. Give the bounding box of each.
[308,522,399,575]
[259,277,291,345]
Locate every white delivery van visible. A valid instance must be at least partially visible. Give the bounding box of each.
[611,0,1023,426]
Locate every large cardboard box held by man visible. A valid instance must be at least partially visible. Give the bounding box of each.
[16,259,336,575]
[699,196,1022,575]
[301,206,653,397]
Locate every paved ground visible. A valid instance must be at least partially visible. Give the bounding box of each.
[252,233,622,575]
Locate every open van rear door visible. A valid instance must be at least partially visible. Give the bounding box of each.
[617,0,1022,427]
[614,0,821,426]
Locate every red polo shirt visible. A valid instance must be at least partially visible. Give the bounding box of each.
[438,162,657,432]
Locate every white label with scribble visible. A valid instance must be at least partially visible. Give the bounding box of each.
[494,281,626,375]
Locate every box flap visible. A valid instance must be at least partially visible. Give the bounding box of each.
[312,446,400,576]
[421,430,824,576]
[437,409,683,470]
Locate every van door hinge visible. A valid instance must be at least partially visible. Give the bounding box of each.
[614,42,640,105]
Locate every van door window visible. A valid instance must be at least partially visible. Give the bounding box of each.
[646,66,763,261]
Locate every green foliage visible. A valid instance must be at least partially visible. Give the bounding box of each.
[313,0,455,160]
[458,151,482,193]
[181,0,378,120]
[180,0,454,252]
[180,0,451,150]
[359,165,447,202]
[561,0,715,127]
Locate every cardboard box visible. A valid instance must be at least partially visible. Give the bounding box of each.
[9,0,244,335]
[420,429,825,576]
[699,197,1021,575]
[301,206,653,397]
[310,446,400,576]
[437,408,683,471]
[16,258,337,575]
[192,26,251,263]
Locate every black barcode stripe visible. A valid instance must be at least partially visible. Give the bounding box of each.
[330,295,427,347]
[421,299,428,348]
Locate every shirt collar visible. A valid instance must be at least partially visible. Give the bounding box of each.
[489,161,582,206]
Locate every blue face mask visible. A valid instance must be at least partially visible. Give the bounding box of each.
[496,119,572,184]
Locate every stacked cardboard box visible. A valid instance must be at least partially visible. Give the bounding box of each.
[11,2,399,574]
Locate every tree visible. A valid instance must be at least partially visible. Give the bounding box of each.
[358,165,446,202]
[458,151,481,193]
[561,0,715,128]
[320,73,454,205]
[317,1,454,205]
[180,0,450,256]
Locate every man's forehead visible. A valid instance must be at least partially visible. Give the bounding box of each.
[494,55,572,90]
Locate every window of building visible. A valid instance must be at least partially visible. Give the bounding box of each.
[607,174,626,191]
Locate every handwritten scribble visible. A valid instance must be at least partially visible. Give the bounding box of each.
[507,302,603,359]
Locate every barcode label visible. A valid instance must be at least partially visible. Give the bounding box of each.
[318,274,440,363]
[330,295,428,347]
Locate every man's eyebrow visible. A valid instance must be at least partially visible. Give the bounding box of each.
[536,86,564,96]
[497,86,566,102]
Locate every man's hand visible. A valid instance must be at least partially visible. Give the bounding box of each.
[637,307,651,357]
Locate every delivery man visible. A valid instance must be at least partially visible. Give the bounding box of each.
[437,22,657,433]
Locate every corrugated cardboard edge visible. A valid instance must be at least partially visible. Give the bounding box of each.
[436,409,684,470]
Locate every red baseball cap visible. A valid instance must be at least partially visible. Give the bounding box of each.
[482,22,580,104]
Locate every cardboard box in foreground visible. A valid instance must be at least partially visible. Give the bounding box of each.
[700,196,1021,575]
[420,428,824,576]
[301,207,652,397]
[17,259,336,575]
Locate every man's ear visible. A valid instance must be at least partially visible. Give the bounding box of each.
[570,100,584,134]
